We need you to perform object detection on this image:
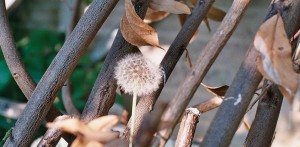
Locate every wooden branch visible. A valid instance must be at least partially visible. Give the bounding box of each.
[4,0,118,146]
[37,115,73,147]
[244,84,283,147]
[175,108,200,147]
[62,0,82,117]
[122,0,215,140]
[80,0,150,122]
[201,1,300,146]
[135,103,166,147]
[156,0,252,146]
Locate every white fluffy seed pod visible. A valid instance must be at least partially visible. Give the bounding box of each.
[115,53,163,96]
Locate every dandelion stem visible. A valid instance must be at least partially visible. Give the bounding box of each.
[130,81,138,147]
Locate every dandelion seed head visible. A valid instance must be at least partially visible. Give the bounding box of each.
[115,53,163,96]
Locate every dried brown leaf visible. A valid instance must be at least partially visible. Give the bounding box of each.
[243,119,250,131]
[254,14,298,104]
[185,48,192,68]
[121,0,162,49]
[47,116,119,147]
[150,0,191,14]
[207,6,226,22]
[201,83,229,97]
[144,8,170,23]
[203,17,211,32]
[193,96,223,113]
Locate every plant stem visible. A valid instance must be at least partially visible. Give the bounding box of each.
[130,81,138,147]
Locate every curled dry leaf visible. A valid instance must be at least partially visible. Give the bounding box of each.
[207,6,226,22]
[144,8,170,23]
[254,14,298,104]
[201,83,229,97]
[121,0,162,49]
[193,96,224,113]
[46,115,119,147]
[185,48,192,68]
[150,0,191,14]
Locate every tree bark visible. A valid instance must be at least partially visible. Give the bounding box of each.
[201,1,300,146]
[244,84,283,147]
[4,0,118,146]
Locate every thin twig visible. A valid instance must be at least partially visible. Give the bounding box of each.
[122,0,215,140]
[62,0,81,117]
[246,84,272,113]
[156,0,252,146]
[4,1,118,146]
[201,1,300,146]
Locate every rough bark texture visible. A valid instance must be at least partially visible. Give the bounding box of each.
[4,0,118,146]
[122,0,215,140]
[62,0,82,117]
[244,84,283,147]
[135,104,166,147]
[37,115,73,147]
[201,1,300,146]
[175,108,200,147]
[80,0,150,122]
[156,0,252,146]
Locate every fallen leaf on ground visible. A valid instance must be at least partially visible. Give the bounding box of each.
[121,0,162,49]
[254,14,298,104]
[150,0,191,14]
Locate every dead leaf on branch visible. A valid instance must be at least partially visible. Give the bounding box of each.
[47,115,120,147]
[207,6,226,22]
[254,14,298,104]
[144,8,170,23]
[201,83,229,97]
[121,0,163,49]
[150,0,191,14]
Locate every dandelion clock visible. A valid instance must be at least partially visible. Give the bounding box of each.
[115,53,163,147]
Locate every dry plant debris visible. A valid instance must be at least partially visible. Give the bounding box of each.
[254,14,298,104]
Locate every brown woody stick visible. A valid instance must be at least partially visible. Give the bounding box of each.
[244,84,283,147]
[80,0,150,122]
[156,0,252,146]
[4,0,118,146]
[135,104,167,147]
[175,108,200,147]
[37,115,73,147]
[122,0,215,140]
[201,0,300,146]
[62,0,81,117]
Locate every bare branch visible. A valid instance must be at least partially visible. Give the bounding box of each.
[175,108,200,147]
[201,0,300,146]
[37,115,73,147]
[193,96,223,113]
[62,0,82,117]
[122,0,215,140]
[80,0,150,122]
[155,0,252,145]
[244,84,283,147]
[135,103,167,147]
[4,0,118,146]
